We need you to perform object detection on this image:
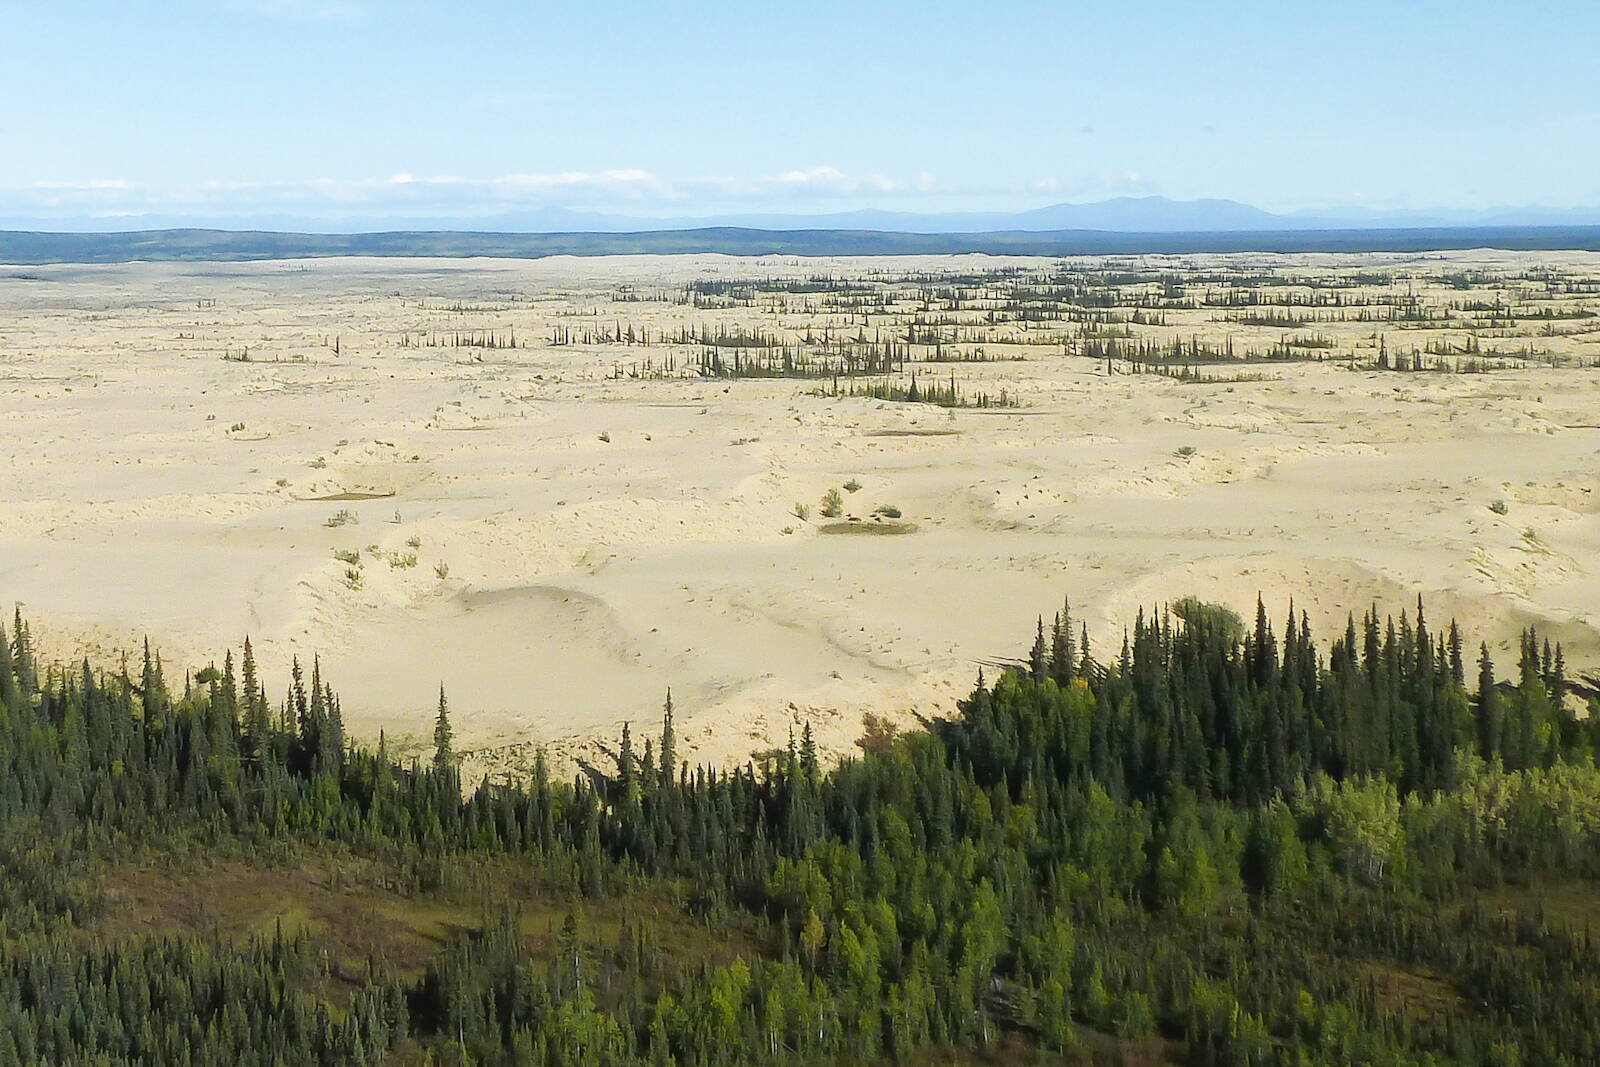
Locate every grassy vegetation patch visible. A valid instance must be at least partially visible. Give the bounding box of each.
[818,520,918,535]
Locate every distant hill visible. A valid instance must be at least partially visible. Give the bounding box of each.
[4,224,1600,265]
[571,197,1292,234]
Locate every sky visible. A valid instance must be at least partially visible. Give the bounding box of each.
[4,0,1599,224]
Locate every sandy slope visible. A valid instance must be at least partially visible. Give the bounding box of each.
[2,251,1599,775]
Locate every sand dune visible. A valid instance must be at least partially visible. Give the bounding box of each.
[3,251,1600,775]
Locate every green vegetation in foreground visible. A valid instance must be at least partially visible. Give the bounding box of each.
[1,595,1600,1064]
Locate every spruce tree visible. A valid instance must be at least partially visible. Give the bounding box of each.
[618,722,637,801]
[0,615,16,712]
[1049,596,1076,684]
[433,686,454,772]
[326,688,345,770]
[140,637,167,727]
[1029,617,1048,682]
[1477,643,1499,762]
[1448,621,1465,686]
[659,689,676,790]
[1551,644,1567,708]
[219,648,238,718]
[241,637,271,766]
[12,608,37,700]
[800,720,819,784]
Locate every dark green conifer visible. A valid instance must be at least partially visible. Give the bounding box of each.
[659,689,676,790]
[1029,616,1048,682]
[433,685,454,772]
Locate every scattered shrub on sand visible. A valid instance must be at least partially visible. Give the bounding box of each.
[843,478,862,493]
[820,488,844,518]
[1489,499,1509,515]
[793,502,811,521]
[874,504,903,519]
[856,712,898,755]
[325,508,358,528]
[333,548,361,565]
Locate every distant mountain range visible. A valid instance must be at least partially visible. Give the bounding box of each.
[8,196,1600,236]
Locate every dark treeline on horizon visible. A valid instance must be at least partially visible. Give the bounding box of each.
[1,596,1599,1064]
[6,225,1600,265]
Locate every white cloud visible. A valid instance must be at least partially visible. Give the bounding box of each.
[732,166,933,198]
[0,167,952,220]
[1028,171,1157,200]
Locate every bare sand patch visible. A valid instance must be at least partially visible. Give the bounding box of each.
[4,250,1600,777]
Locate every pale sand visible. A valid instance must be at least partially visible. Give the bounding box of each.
[3,250,1599,775]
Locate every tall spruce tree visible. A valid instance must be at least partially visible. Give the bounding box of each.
[0,615,16,712]
[1029,616,1048,682]
[433,685,454,772]
[12,607,37,700]
[659,689,676,790]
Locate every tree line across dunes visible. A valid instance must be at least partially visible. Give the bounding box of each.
[0,595,1598,1065]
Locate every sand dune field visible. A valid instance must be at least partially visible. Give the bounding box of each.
[3,250,1599,775]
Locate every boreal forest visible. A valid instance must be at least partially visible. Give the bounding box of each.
[1,594,1598,1065]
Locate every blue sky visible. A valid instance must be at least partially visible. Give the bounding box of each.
[4,0,1598,222]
